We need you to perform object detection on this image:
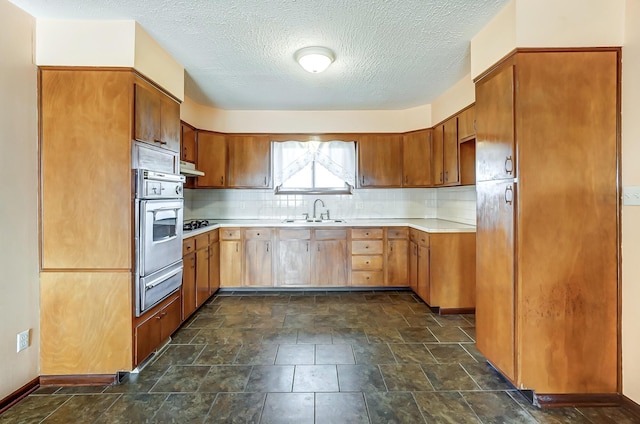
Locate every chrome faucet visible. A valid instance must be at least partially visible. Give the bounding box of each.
[313,199,325,220]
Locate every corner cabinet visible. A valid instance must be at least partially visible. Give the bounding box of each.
[475,49,619,403]
[39,68,182,376]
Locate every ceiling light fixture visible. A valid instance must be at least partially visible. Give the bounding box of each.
[295,46,335,73]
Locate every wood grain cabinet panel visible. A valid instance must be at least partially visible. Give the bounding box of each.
[209,230,220,294]
[227,135,271,188]
[277,229,312,287]
[135,293,181,366]
[313,239,348,286]
[195,234,210,307]
[196,131,227,188]
[181,122,197,163]
[386,232,409,287]
[403,129,433,187]
[442,117,459,185]
[220,238,243,287]
[244,229,273,287]
[457,105,476,141]
[358,134,403,187]
[182,252,197,319]
[134,82,180,153]
[475,50,619,399]
[429,233,476,311]
[432,125,444,185]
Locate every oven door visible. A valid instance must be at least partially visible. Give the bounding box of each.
[137,260,183,316]
[139,199,183,276]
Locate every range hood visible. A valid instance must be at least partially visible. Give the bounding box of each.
[180,161,205,177]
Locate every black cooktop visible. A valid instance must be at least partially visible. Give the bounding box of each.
[183,220,213,231]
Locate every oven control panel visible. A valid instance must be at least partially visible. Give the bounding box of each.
[136,169,185,199]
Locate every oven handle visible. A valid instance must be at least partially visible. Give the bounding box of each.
[151,207,181,217]
[145,266,183,290]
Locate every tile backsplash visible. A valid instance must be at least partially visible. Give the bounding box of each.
[185,185,476,225]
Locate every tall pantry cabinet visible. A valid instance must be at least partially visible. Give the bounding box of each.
[475,50,619,404]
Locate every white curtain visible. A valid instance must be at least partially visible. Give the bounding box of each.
[272,140,356,188]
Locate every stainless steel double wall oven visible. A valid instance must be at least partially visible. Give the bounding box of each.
[133,142,185,317]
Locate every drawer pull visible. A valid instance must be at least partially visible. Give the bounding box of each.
[365,261,370,265]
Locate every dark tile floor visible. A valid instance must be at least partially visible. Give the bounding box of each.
[2,290,639,423]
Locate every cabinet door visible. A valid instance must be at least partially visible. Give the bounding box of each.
[209,240,220,294]
[417,245,430,304]
[197,132,227,188]
[476,64,515,182]
[409,242,418,293]
[195,246,210,307]
[476,180,516,381]
[402,129,432,187]
[160,295,182,341]
[244,239,273,287]
[313,240,348,286]
[182,253,197,319]
[227,135,271,188]
[160,94,180,153]
[457,105,476,141]
[277,239,311,286]
[135,310,161,365]
[386,239,409,286]
[181,123,197,163]
[443,117,459,185]
[134,83,161,146]
[358,134,403,187]
[220,241,242,287]
[432,125,444,185]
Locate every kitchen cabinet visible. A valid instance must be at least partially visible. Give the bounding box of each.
[39,69,182,375]
[196,131,227,188]
[195,233,210,307]
[358,134,403,187]
[456,105,476,141]
[180,121,197,163]
[220,228,242,287]
[410,229,430,304]
[134,292,181,365]
[351,228,384,286]
[433,117,461,186]
[182,239,197,319]
[402,129,432,187]
[432,125,444,186]
[209,230,220,294]
[134,82,180,153]
[475,50,619,402]
[409,243,418,293]
[429,233,476,312]
[385,227,409,286]
[227,135,271,188]
[313,229,349,286]
[277,229,312,286]
[244,228,274,287]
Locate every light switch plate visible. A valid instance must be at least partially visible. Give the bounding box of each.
[623,186,640,206]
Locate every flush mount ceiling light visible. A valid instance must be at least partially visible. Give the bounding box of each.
[295,46,335,73]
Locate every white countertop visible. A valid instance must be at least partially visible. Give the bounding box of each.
[183,218,475,239]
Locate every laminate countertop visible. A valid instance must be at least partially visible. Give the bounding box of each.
[182,218,475,239]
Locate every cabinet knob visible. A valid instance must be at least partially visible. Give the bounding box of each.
[505,156,514,175]
[365,261,370,265]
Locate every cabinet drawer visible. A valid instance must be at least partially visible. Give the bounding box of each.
[245,228,273,239]
[351,240,383,255]
[352,255,383,270]
[387,227,408,239]
[183,238,195,255]
[315,229,347,240]
[352,271,384,286]
[352,228,383,239]
[195,233,209,250]
[209,229,219,243]
[279,229,311,240]
[409,229,429,246]
[221,229,241,240]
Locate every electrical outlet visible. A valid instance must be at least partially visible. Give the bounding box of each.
[623,186,640,206]
[17,329,29,352]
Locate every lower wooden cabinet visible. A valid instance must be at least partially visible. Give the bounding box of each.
[313,238,348,286]
[209,230,220,294]
[244,228,273,287]
[220,229,242,287]
[134,293,181,365]
[182,250,197,319]
[195,233,210,307]
[429,233,476,311]
[351,228,384,286]
[385,227,409,286]
[277,229,312,286]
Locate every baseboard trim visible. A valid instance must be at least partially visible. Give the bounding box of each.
[534,392,621,408]
[438,307,475,315]
[0,377,39,415]
[39,374,118,387]
[621,395,640,419]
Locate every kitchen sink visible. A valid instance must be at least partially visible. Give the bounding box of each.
[281,218,347,224]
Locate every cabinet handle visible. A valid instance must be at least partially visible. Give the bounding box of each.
[366,276,370,280]
[405,175,408,184]
[318,245,320,252]
[505,185,514,205]
[154,139,167,145]
[505,156,513,175]
[264,176,267,185]
[306,242,309,252]
[183,147,187,157]
[365,261,370,265]
[365,232,369,236]
[361,175,365,185]
[473,119,477,132]
[156,316,161,320]
[439,172,443,183]
[444,170,448,182]
[390,242,393,252]
[236,242,239,252]
[220,176,224,185]
[266,242,270,252]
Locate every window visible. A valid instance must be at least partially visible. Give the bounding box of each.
[272,140,356,194]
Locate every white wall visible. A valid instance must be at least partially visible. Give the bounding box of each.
[0,0,40,400]
[622,0,640,405]
[431,73,475,125]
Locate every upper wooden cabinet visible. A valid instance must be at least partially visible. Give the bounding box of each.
[358,134,403,187]
[402,129,432,187]
[180,122,197,163]
[457,105,476,141]
[196,131,227,188]
[442,117,459,185]
[432,125,444,185]
[134,82,180,153]
[227,135,271,188]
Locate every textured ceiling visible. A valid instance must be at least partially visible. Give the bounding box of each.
[10,0,509,110]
